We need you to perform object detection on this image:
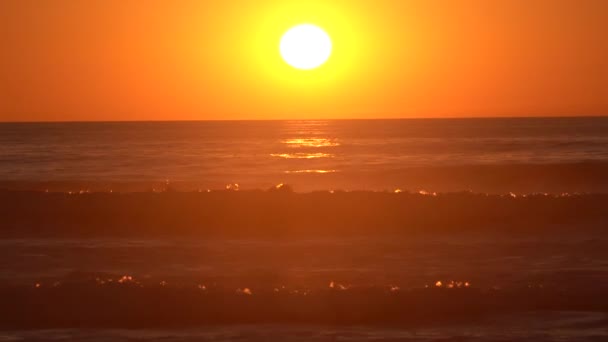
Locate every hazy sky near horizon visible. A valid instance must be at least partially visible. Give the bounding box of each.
[1,0,607,122]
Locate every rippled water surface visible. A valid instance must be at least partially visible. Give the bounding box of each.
[1,118,608,192]
[1,235,607,288]
[3,312,608,342]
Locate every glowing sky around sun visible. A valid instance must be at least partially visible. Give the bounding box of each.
[0,0,607,121]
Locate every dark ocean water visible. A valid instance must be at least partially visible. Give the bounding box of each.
[1,118,608,341]
[3,314,607,342]
[1,234,607,341]
[1,117,608,192]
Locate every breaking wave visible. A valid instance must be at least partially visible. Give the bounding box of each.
[3,273,608,329]
[1,188,607,237]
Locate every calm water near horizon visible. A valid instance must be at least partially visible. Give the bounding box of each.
[2,117,608,193]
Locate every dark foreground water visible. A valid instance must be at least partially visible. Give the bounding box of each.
[3,313,607,342]
[1,232,607,341]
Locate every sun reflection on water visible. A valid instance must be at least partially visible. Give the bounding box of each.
[282,138,340,148]
[285,169,338,174]
[271,153,333,159]
[275,123,339,174]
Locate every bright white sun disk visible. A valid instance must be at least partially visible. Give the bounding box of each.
[280,24,332,70]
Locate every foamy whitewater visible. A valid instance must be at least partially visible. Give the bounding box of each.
[1,118,608,341]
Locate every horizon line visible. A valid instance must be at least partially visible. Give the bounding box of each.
[1,114,607,124]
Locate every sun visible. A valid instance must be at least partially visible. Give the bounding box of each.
[280,24,332,70]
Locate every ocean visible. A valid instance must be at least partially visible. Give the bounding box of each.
[1,117,608,192]
[1,118,608,341]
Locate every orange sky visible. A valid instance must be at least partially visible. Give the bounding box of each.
[1,0,607,121]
